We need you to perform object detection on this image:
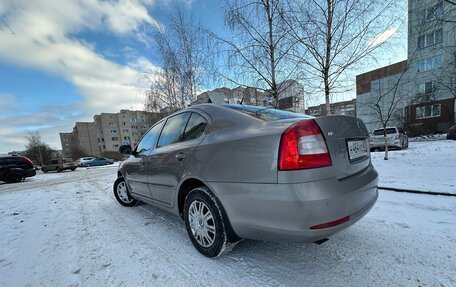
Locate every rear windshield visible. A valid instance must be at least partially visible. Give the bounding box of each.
[224,104,311,121]
[373,128,396,135]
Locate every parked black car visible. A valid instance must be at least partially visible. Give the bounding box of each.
[0,155,36,183]
[447,124,456,140]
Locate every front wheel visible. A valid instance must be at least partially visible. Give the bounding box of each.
[56,167,62,173]
[184,187,231,258]
[113,177,138,207]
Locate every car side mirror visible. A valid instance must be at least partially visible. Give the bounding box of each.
[119,145,133,155]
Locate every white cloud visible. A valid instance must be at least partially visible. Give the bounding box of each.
[0,0,166,152]
[369,27,399,47]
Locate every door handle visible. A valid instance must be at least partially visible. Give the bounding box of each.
[175,152,186,161]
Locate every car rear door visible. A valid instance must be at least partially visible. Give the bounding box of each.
[146,111,209,207]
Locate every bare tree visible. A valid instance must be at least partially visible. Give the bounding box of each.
[144,7,213,112]
[364,66,409,160]
[25,131,55,165]
[209,0,300,107]
[285,0,402,115]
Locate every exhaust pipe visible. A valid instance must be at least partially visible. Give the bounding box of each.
[313,238,329,245]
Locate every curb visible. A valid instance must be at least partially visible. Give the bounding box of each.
[378,186,456,197]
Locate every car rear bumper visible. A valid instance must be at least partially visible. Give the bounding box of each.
[208,165,378,243]
[23,168,36,178]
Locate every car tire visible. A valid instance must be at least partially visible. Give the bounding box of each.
[5,172,23,183]
[42,168,48,173]
[184,186,232,258]
[71,168,76,171]
[113,177,138,207]
[56,167,62,173]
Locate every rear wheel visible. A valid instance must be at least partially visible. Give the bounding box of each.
[42,168,48,173]
[56,167,62,173]
[5,172,23,183]
[71,168,76,171]
[184,187,231,258]
[113,177,138,207]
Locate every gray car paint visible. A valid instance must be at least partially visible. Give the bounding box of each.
[119,104,378,243]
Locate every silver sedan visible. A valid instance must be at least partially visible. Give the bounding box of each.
[114,104,378,257]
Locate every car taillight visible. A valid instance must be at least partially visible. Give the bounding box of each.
[23,156,34,167]
[61,159,65,164]
[278,119,332,170]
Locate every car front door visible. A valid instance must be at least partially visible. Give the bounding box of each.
[123,121,164,200]
[147,111,209,207]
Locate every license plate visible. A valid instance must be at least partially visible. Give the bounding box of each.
[347,140,368,161]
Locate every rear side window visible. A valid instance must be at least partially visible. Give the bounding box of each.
[51,160,59,164]
[136,121,164,156]
[373,128,397,135]
[0,158,16,166]
[224,104,311,121]
[183,113,207,141]
[157,113,191,147]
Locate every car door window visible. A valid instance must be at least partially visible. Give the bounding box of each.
[183,113,207,141]
[135,121,164,156]
[157,113,191,148]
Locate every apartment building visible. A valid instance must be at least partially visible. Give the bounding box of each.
[405,0,456,135]
[356,0,455,135]
[193,80,306,113]
[59,122,99,158]
[356,61,409,132]
[94,109,162,154]
[306,99,356,118]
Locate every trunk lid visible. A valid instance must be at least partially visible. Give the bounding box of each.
[313,116,370,180]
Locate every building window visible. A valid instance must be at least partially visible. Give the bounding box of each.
[130,118,137,123]
[113,144,119,148]
[416,104,441,119]
[418,81,436,94]
[419,2,444,24]
[417,54,442,72]
[124,136,130,140]
[111,130,117,133]
[140,117,146,122]
[122,122,127,126]
[112,137,119,141]
[418,29,443,49]
[122,129,129,133]
[109,122,116,126]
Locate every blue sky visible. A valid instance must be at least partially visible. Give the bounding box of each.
[0,0,406,153]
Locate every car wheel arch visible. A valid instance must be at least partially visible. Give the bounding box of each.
[178,178,240,243]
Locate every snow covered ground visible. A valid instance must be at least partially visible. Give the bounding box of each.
[371,139,456,194]
[1,164,455,286]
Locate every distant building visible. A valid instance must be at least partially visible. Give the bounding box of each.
[306,99,356,118]
[194,86,269,106]
[355,0,455,135]
[276,80,305,113]
[193,80,306,113]
[60,122,99,158]
[59,132,75,157]
[60,109,163,157]
[94,109,162,154]
[355,61,409,132]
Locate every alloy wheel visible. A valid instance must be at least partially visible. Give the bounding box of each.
[116,181,133,204]
[188,200,216,248]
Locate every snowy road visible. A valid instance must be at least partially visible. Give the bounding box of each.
[1,167,455,287]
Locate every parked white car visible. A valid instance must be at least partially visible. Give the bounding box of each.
[370,127,408,151]
[76,157,95,167]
